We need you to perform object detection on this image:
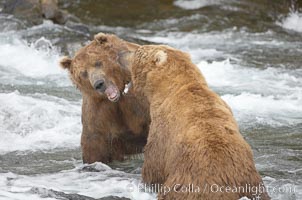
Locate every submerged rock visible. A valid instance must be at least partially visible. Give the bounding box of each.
[30,187,131,200]
[41,0,58,19]
[66,21,91,36]
[3,0,43,25]
[2,0,72,25]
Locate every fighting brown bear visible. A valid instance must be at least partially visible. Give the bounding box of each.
[60,33,150,164]
[119,44,270,200]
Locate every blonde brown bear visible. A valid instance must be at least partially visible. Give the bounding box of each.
[119,45,270,200]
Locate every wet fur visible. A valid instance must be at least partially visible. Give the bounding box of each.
[61,34,150,163]
[129,45,270,200]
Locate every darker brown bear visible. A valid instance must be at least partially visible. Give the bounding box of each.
[119,45,270,200]
[60,33,150,164]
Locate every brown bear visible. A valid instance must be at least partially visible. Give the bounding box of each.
[60,33,150,164]
[119,45,270,200]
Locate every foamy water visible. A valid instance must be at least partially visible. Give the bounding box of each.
[198,59,302,126]
[0,163,156,200]
[174,0,222,10]
[0,91,81,154]
[0,35,80,154]
[0,37,71,87]
[278,11,302,32]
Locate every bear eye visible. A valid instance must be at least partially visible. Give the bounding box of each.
[95,61,103,68]
[80,70,88,78]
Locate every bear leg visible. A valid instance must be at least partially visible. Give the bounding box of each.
[81,132,110,164]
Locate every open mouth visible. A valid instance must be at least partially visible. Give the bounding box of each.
[104,85,120,102]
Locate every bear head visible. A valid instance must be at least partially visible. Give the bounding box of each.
[118,45,193,98]
[60,33,139,102]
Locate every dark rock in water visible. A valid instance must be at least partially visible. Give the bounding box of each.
[2,0,72,25]
[52,9,69,24]
[41,0,73,24]
[81,165,104,172]
[3,0,43,25]
[66,21,91,36]
[30,187,131,200]
[79,162,111,173]
[41,0,58,19]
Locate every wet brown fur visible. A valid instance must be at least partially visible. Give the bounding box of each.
[127,45,270,200]
[60,34,150,164]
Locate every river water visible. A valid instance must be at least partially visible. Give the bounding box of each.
[0,0,301,200]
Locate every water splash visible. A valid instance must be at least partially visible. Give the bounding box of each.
[278,11,302,32]
[198,59,302,126]
[0,91,81,154]
[174,0,222,10]
[0,163,156,200]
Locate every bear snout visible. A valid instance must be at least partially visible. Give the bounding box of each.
[93,79,105,92]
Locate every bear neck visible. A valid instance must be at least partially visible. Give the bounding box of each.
[145,63,207,104]
[82,90,108,102]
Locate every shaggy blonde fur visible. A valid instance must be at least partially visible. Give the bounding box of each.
[123,45,270,200]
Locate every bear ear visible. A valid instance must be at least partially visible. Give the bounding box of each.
[154,50,167,65]
[94,33,108,44]
[126,42,140,52]
[60,56,72,70]
[118,51,134,70]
